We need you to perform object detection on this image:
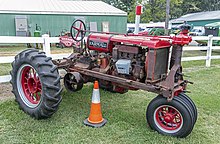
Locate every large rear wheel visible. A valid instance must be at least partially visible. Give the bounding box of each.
[10,49,62,119]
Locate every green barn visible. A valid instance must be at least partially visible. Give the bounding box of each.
[171,10,220,27]
[0,0,127,36]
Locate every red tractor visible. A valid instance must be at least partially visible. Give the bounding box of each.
[10,20,196,138]
[56,30,80,48]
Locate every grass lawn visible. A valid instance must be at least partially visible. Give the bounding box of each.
[0,65,220,143]
[0,63,11,76]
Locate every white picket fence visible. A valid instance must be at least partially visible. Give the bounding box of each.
[0,34,220,83]
[182,35,220,67]
[0,34,69,83]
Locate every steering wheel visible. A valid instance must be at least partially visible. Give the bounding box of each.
[70,19,86,42]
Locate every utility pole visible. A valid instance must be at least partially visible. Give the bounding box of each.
[165,0,170,35]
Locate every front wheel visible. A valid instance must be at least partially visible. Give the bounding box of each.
[64,72,84,92]
[10,49,62,119]
[146,95,195,138]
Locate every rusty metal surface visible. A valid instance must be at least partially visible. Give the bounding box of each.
[52,53,79,68]
[116,45,140,54]
[160,65,180,89]
[53,25,193,101]
[100,58,109,69]
[146,48,169,82]
[159,64,180,98]
[158,45,185,99]
[52,46,187,100]
[69,67,160,93]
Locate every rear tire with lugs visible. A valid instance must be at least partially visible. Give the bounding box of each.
[10,49,62,119]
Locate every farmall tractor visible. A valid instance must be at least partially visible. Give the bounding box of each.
[10,20,197,138]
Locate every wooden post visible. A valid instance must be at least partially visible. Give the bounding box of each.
[42,34,51,56]
[206,35,213,67]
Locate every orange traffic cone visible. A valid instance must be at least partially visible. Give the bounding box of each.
[83,81,107,128]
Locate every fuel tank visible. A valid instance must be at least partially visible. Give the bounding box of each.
[87,33,114,52]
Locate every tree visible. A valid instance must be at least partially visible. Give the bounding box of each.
[128,0,183,23]
[102,0,220,23]
[179,0,201,15]
[197,0,220,11]
[145,0,183,22]
[102,0,133,12]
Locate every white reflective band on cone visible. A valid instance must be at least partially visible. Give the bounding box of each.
[92,89,100,103]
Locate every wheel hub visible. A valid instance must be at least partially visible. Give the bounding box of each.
[27,78,38,93]
[64,72,83,92]
[17,64,42,108]
[164,113,173,123]
[154,105,183,133]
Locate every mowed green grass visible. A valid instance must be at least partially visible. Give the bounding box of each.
[0,66,220,143]
[0,63,11,76]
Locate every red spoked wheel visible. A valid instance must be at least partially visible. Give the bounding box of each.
[11,49,62,119]
[18,64,42,108]
[154,105,183,133]
[70,19,86,42]
[146,95,195,138]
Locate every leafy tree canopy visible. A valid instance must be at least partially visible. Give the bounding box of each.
[102,0,220,23]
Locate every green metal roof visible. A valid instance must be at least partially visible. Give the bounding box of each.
[205,22,220,27]
[171,11,220,23]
